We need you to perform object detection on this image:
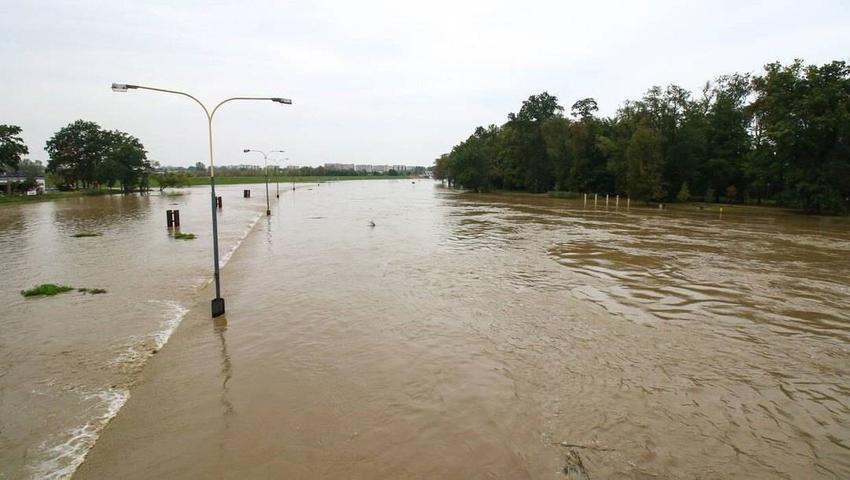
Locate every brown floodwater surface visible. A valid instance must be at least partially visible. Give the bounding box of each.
[0,186,269,479]
[8,180,850,479]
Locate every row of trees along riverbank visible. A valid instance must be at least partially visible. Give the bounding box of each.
[434,60,850,215]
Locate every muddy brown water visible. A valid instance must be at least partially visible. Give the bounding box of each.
[4,180,850,479]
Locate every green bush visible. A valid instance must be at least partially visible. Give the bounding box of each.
[21,284,74,297]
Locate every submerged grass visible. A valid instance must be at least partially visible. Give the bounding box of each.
[72,232,101,238]
[174,232,196,240]
[21,284,74,297]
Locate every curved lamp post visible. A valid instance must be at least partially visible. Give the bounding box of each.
[268,156,290,198]
[243,149,284,216]
[111,83,292,318]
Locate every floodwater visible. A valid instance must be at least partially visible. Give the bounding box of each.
[4,180,850,479]
[0,185,270,479]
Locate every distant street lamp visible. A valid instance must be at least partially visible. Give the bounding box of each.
[243,149,284,216]
[112,83,292,318]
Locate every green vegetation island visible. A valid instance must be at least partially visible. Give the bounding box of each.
[435,59,850,215]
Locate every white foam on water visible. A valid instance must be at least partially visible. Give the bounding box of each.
[152,300,190,350]
[221,212,263,267]
[31,301,188,480]
[30,389,129,480]
[31,210,264,479]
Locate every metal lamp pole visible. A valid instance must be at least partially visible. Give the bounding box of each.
[111,83,292,317]
[244,149,284,216]
[269,156,289,198]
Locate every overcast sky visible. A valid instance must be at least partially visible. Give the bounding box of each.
[2,0,849,168]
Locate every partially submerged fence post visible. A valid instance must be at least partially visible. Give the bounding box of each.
[627,197,631,210]
[216,196,222,209]
[166,210,174,228]
[616,195,619,208]
[583,193,587,207]
[594,194,598,208]
[173,210,180,227]
[606,194,609,208]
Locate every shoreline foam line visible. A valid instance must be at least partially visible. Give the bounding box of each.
[35,210,266,480]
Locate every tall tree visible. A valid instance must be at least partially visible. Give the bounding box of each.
[0,125,29,173]
[626,124,665,201]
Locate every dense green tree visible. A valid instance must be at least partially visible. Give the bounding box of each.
[0,125,29,173]
[626,124,665,201]
[45,120,151,191]
[437,60,849,214]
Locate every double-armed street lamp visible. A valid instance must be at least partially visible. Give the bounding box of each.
[111,83,292,318]
[243,149,284,216]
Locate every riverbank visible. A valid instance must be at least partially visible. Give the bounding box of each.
[0,189,121,206]
[0,176,414,207]
[443,186,829,217]
[184,175,409,186]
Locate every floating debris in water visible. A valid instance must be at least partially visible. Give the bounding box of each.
[78,288,107,295]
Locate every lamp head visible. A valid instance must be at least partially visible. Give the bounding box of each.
[111,83,137,92]
[271,98,293,105]
[243,149,251,153]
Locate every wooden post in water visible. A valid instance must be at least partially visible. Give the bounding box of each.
[173,210,180,227]
[583,193,587,207]
[216,196,222,208]
[616,195,619,208]
[605,194,609,208]
[166,210,174,228]
[594,194,598,208]
[627,197,630,210]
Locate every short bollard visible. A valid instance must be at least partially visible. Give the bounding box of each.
[173,209,180,227]
[166,210,174,228]
[216,196,222,208]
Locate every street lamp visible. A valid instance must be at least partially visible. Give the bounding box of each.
[268,155,289,198]
[243,149,284,215]
[112,83,292,318]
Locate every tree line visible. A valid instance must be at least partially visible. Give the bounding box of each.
[434,60,850,214]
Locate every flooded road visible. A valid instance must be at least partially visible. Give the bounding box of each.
[0,186,269,479]
[6,180,850,479]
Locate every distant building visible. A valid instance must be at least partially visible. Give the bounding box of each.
[324,163,355,171]
[0,172,46,195]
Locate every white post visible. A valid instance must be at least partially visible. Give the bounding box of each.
[606,194,609,208]
[627,197,630,209]
[584,193,587,207]
[616,195,619,208]
[594,194,598,208]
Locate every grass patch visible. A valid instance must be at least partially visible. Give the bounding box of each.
[548,191,581,199]
[21,283,74,297]
[78,287,107,294]
[72,231,101,238]
[174,232,196,240]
